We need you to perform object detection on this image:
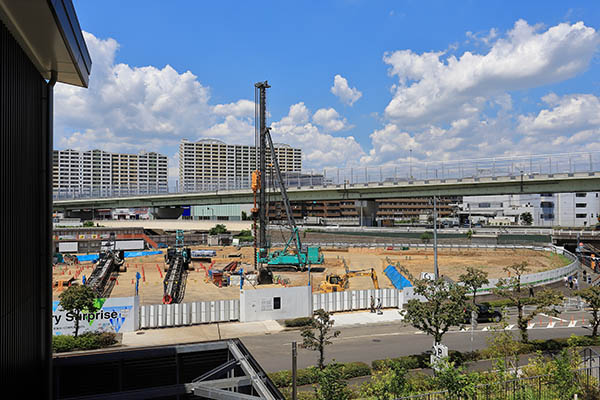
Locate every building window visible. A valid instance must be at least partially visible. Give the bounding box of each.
[273,297,281,310]
[576,203,587,208]
[576,193,587,197]
[576,214,587,218]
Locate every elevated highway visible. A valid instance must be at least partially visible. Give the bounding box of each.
[54,171,600,211]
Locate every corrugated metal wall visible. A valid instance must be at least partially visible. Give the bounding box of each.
[0,21,51,396]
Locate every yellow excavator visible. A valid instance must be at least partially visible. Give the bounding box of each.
[319,260,379,292]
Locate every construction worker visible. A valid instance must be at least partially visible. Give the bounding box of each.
[370,296,375,313]
[376,298,382,315]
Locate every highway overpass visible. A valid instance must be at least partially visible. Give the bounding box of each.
[54,171,600,212]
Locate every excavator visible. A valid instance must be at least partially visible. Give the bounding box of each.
[319,260,380,293]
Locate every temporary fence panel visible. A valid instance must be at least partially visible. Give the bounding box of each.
[139,299,239,329]
[312,288,400,313]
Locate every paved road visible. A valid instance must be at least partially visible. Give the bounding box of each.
[242,311,593,372]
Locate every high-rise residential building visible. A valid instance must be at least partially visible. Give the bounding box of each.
[179,139,302,192]
[53,149,168,197]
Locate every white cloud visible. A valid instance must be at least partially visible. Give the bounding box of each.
[55,32,215,153]
[518,93,600,134]
[312,108,351,132]
[212,99,255,117]
[330,74,362,106]
[383,20,600,127]
[271,103,365,168]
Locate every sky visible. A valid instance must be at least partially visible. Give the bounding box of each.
[55,1,600,186]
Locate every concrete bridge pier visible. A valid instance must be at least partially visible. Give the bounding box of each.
[355,200,378,227]
[151,206,184,219]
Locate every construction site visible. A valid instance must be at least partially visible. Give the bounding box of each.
[50,82,577,306]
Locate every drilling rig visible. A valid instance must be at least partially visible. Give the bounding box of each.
[162,230,191,304]
[86,233,126,297]
[252,82,323,283]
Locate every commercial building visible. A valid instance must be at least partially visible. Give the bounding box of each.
[179,138,302,192]
[53,149,168,197]
[1,0,91,396]
[460,192,600,227]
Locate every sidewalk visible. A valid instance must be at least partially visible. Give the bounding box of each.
[121,319,284,348]
[330,309,404,327]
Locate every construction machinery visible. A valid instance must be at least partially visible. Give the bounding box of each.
[319,260,379,293]
[252,82,323,282]
[162,230,191,304]
[86,233,126,297]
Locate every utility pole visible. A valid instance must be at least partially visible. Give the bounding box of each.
[292,342,298,400]
[433,196,439,280]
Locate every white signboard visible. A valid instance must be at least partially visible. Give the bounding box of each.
[58,242,78,253]
[430,343,448,370]
[53,296,139,336]
[420,272,435,281]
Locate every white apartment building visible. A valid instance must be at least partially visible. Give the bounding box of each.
[53,149,168,197]
[179,139,302,192]
[460,192,600,227]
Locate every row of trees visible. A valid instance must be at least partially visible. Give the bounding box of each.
[404,262,600,345]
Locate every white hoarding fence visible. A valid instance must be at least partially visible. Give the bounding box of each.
[139,299,239,329]
[312,288,401,313]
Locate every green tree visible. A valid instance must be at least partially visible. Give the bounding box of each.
[241,211,248,220]
[360,360,410,399]
[58,285,99,337]
[301,309,340,370]
[83,220,95,227]
[520,212,533,225]
[576,286,600,336]
[459,267,489,305]
[493,262,563,343]
[433,359,477,398]
[420,232,432,244]
[314,363,351,400]
[403,278,470,345]
[209,224,228,235]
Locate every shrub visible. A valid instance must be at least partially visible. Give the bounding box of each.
[268,370,292,388]
[52,331,118,353]
[284,317,313,328]
[297,366,320,386]
[53,335,76,353]
[340,362,371,379]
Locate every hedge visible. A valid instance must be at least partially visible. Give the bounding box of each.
[268,362,372,388]
[52,332,117,353]
[284,317,313,328]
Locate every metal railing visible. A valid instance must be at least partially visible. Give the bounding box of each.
[397,364,600,399]
[53,151,600,200]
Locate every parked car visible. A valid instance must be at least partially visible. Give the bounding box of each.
[464,304,502,324]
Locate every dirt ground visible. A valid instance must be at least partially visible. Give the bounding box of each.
[52,246,570,304]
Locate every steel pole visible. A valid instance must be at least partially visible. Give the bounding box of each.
[434,196,438,280]
[292,342,297,400]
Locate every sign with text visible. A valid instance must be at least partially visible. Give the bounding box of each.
[52,296,139,336]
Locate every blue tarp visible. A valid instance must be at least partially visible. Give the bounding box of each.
[76,250,163,262]
[384,265,412,289]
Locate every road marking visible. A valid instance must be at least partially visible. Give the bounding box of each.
[481,327,489,332]
[569,320,577,328]
[547,321,556,328]
[505,324,515,330]
[527,323,535,330]
[540,313,569,323]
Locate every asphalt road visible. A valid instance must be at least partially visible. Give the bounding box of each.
[241,311,593,373]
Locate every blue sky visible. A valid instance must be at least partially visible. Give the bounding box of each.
[55,1,600,180]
